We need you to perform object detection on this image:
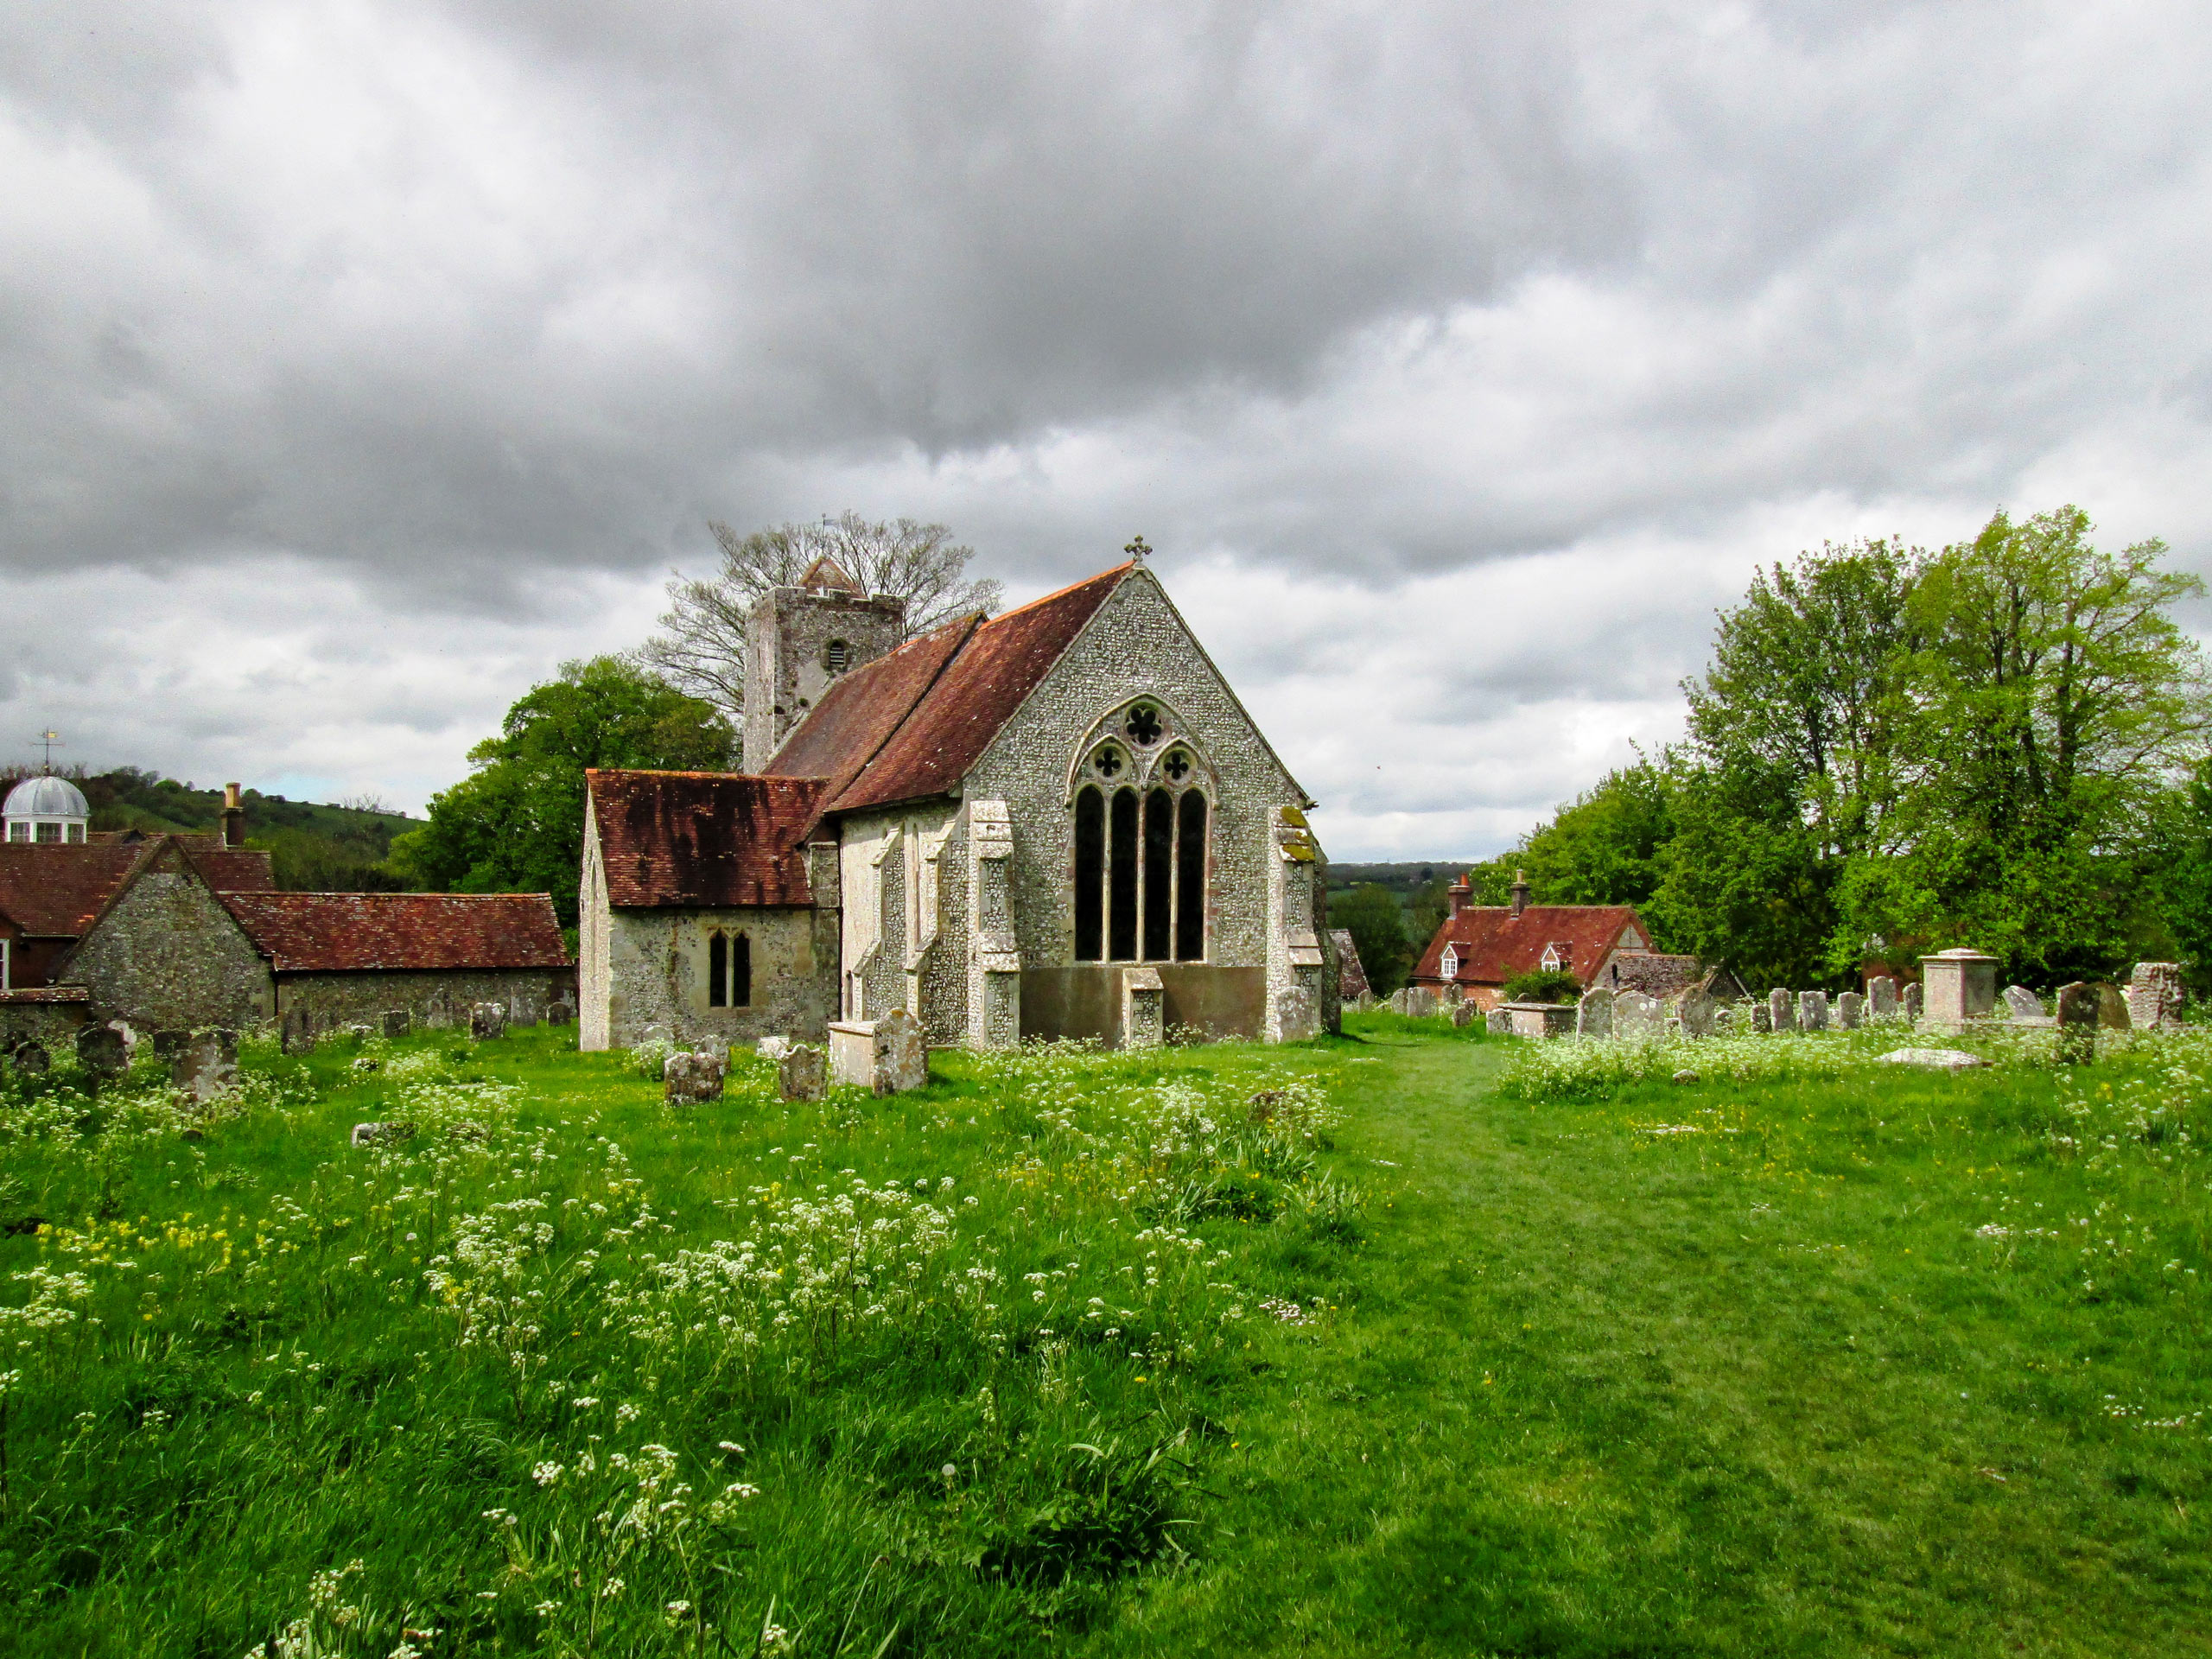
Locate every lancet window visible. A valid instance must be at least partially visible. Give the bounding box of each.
[1070,702,1209,963]
[707,930,753,1008]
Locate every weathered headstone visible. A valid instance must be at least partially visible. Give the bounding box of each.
[2002,985,2044,1022]
[1866,976,1898,1018]
[2093,982,2130,1031]
[280,1007,316,1055]
[1678,994,1718,1039]
[152,1030,188,1060]
[2126,962,2186,1030]
[546,991,576,1027]
[1616,990,1666,1038]
[1835,991,1863,1030]
[469,1001,507,1041]
[1768,988,1796,1032]
[664,1051,727,1105]
[1575,986,1615,1039]
[76,1024,128,1080]
[778,1042,827,1101]
[1485,1007,1512,1036]
[10,1039,49,1074]
[757,1035,794,1062]
[1122,967,1167,1048]
[1903,982,1923,1022]
[1450,1001,1475,1028]
[1797,990,1829,1032]
[383,1009,411,1039]
[1711,1004,1736,1033]
[2055,982,2099,1065]
[1751,1001,1772,1033]
[350,1121,414,1148]
[873,1007,929,1095]
[173,1029,238,1102]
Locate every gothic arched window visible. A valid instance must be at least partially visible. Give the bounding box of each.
[1175,790,1207,960]
[1073,786,1104,961]
[708,930,754,1007]
[732,932,752,1007]
[708,931,728,1007]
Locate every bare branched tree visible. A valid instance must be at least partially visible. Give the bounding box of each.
[636,512,1003,728]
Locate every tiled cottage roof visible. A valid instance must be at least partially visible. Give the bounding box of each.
[1414,904,1645,988]
[221,892,569,973]
[587,771,827,907]
[766,565,1130,814]
[0,842,273,939]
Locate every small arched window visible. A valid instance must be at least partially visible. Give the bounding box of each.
[708,930,753,1008]
[708,931,728,1007]
[825,639,851,674]
[1073,786,1104,962]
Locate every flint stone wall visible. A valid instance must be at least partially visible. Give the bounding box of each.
[61,853,273,1032]
[275,969,572,1038]
[588,905,835,1053]
[0,995,91,1052]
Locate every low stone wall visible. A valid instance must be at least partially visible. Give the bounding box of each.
[0,990,92,1051]
[276,968,575,1033]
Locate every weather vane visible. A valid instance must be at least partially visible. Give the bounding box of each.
[34,728,61,771]
[1124,535,1151,563]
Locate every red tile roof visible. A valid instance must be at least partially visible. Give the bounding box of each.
[0,842,273,939]
[1413,903,1647,988]
[587,771,827,907]
[221,892,569,973]
[0,987,90,1004]
[767,564,1129,815]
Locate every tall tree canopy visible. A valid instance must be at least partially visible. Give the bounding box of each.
[389,658,732,925]
[639,513,1004,727]
[1328,883,1414,996]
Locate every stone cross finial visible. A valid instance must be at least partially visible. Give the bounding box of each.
[1124,535,1151,562]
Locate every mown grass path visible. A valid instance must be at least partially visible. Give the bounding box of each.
[1102,1026,2212,1658]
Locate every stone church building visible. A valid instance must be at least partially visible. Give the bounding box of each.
[579,554,1335,1052]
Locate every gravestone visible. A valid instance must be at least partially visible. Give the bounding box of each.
[546,991,576,1027]
[383,1009,411,1040]
[874,1007,929,1095]
[1797,990,1829,1032]
[2002,985,2044,1022]
[778,1042,826,1101]
[1678,992,1719,1039]
[1615,990,1666,1038]
[1866,976,1898,1018]
[1903,982,1923,1022]
[1835,991,1863,1030]
[281,1007,316,1055]
[1711,1004,1736,1033]
[173,1029,238,1102]
[1123,967,1166,1048]
[469,1001,507,1041]
[1485,1007,1512,1036]
[1751,1001,1772,1033]
[350,1121,414,1148]
[10,1039,49,1074]
[507,991,541,1029]
[2126,962,2186,1030]
[2055,982,2099,1065]
[152,1030,188,1060]
[1450,1001,1475,1028]
[1878,1047,1988,1071]
[664,1051,727,1105]
[1921,948,1998,1032]
[2093,982,2131,1030]
[757,1035,794,1062]
[1769,988,1796,1032]
[76,1024,128,1081]
[1575,986,1615,1039]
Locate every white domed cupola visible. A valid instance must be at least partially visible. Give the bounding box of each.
[4,775,89,843]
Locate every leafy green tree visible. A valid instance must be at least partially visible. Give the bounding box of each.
[1328,883,1414,995]
[1517,761,1675,909]
[1499,968,1582,1005]
[390,658,733,925]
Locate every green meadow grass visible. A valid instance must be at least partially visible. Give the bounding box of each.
[3,1014,2208,1656]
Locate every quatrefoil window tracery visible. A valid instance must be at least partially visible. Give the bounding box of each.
[1091,744,1126,779]
[1124,702,1164,747]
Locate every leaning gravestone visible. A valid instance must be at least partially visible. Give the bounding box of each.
[1769,988,1796,1033]
[77,1024,128,1081]
[469,1001,507,1041]
[1798,990,1829,1032]
[2002,985,2044,1022]
[2094,983,2130,1031]
[1678,992,1719,1039]
[872,1007,929,1096]
[1903,982,1923,1022]
[1485,1007,1512,1036]
[1835,990,1863,1030]
[1751,1001,1772,1033]
[757,1035,794,1062]
[1575,986,1615,1039]
[10,1039,49,1075]
[173,1030,238,1102]
[1615,990,1666,1038]
[383,1009,411,1039]
[778,1043,826,1101]
[664,1051,727,1105]
[1866,976,1898,1018]
[2055,982,2099,1065]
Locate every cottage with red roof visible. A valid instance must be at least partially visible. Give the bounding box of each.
[579,552,1334,1052]
[1410,869,1733,1012]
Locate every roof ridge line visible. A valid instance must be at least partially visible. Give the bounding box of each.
[982,561,1132,626]
[824,612,987,810]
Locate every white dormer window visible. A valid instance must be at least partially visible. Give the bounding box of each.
[1440,945,1458,979]
[1541,945,1562,972]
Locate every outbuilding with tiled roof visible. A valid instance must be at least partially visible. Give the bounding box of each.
[1412,869,1704,1012]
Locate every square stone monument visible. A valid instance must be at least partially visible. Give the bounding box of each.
[1920,948,1998,1033]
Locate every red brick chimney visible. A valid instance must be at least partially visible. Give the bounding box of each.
[1448,871,1471,918]
[221,782,245,848]
[1510,868,1530,919]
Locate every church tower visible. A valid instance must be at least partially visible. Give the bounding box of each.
[742,557,907,772]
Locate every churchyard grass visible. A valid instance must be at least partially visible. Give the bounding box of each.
[5,1013,2210,1655]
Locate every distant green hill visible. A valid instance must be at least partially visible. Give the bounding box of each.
[3,766,419,892]
[1325,861,1473,895]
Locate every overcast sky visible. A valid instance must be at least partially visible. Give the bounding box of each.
[3,2,2207,859]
